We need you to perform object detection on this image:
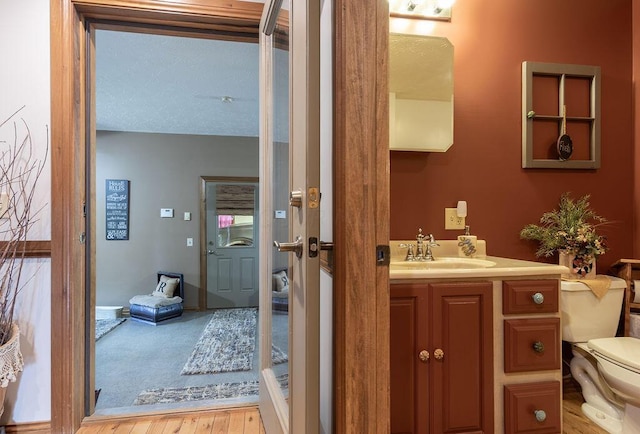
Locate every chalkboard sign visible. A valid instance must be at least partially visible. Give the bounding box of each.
[105,179,130,240]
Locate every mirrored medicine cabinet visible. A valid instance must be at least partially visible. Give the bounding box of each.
[389,33,454,152]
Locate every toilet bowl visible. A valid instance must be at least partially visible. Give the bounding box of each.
[561,277,640,433]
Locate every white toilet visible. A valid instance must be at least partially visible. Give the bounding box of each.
[561,276,640,433]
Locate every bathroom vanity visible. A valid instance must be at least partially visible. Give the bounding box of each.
[389,240,567,434]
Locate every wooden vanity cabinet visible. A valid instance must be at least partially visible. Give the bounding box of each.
[390,281,494,434]
[504,382,562,434]
[502,279,562,433]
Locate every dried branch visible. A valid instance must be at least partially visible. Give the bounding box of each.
[0,107,48,345]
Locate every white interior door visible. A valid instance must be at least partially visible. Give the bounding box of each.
[258,0,320,432]
[205,180,259,309]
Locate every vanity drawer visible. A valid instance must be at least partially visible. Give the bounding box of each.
[504,381,561,433]
[504,318,560,373]
[503,280,558,315]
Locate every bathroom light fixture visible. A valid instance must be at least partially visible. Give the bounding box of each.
[389,0,454,20]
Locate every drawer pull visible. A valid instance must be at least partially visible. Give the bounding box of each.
[534,409,547,422]
[418,350,430,362]
[532,341,545,353]
[434,348,444,360]
[532,292,545,304]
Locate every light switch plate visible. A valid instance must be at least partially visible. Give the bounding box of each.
[186,237,193,246]
[184,212,191,221]
[445,208,465,230]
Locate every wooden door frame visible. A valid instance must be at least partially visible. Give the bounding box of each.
[50,0,388,432]
[333,0,390,432]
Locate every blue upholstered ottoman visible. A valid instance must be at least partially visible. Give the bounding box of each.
[129,272,184,325]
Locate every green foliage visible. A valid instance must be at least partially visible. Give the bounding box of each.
[520,193,608,260]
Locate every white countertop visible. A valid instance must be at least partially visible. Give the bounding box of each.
[389,239,568,281]
[390,255,568,280]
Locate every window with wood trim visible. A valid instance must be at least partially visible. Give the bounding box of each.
[521,61,600,169]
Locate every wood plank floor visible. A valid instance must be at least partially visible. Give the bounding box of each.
[76,385,605,434]
[77,407,265,434]
[563,379,608,434]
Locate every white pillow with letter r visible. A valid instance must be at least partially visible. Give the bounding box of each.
[272,270,289,292]
[152,275,180,298]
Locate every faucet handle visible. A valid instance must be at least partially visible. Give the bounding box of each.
[399,243,415,261]
[427,234,439,245]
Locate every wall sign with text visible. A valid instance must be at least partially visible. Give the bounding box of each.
[105,179,130,240]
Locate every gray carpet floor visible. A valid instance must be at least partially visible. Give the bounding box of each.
[94,309,288,414]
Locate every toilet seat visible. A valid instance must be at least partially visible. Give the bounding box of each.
[587,337,640,408]
[588,337,640,374]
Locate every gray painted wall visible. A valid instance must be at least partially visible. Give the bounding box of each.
[96,130,258,308]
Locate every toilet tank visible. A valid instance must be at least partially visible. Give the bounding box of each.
[561,276,626,342]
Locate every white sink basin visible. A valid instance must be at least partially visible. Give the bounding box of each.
[390,257,497,270]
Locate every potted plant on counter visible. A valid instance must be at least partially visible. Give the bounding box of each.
[520,193,609,279]
[0,107,47,416]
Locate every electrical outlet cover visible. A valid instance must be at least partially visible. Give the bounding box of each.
[445,208,466,230]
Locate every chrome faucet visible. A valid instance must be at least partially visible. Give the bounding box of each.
[400,229,438,261]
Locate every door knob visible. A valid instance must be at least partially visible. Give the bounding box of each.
[418,350,430,362]
[207,249,221,256]
[433,348,444,360]
[274,235,303,259]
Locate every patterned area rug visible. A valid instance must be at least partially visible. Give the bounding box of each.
[272,345,287,365]
[181,308,287,375]
[95,318,126,341]
[133,374,289,405]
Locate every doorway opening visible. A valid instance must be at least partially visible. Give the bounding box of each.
[91,27,270,415]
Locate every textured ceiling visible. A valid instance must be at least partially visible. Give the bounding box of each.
[95,30,260,137]
[96,30,448,137]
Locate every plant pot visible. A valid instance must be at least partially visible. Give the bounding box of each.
[559,251,596,279]
[0,324,23,417]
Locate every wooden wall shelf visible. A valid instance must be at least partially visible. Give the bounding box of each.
[609,259,640,336]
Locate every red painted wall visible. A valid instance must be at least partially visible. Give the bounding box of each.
[390,0,634,271]
[634,2,640,258]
